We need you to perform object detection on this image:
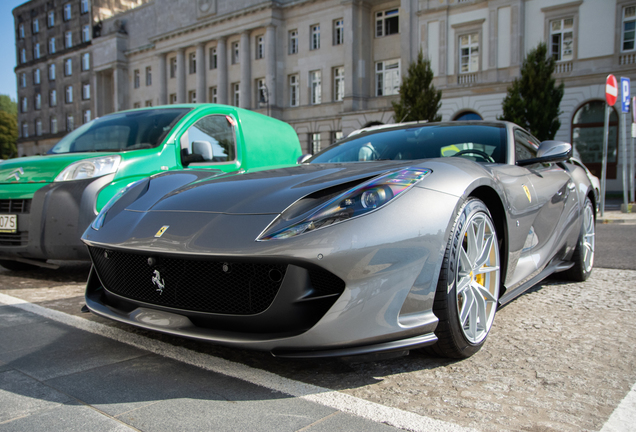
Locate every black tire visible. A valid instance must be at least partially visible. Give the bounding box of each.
[0,259,43,272]
[428,198,501,359]
[562,197,595,282]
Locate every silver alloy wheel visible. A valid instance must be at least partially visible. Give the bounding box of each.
[582,202,595,273]
[455,212,500,344]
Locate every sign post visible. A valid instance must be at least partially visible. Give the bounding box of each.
[601,74,618,216]
[621,77,631,211]
[631,96,636,204]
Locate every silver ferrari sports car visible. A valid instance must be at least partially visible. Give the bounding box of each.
[82,121,596,359]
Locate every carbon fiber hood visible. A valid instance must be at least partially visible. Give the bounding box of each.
[128,161,423,215]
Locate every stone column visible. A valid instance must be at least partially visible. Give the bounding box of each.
[176,47,186,103]
[217,37,228,104]
[196,42,206,103]
[239,31,251,109]
[113,66,128,112]
[343,1,371,112]
[265,25,276,111]
[157,52,167,105]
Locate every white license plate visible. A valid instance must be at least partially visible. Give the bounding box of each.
[0,215,17,233]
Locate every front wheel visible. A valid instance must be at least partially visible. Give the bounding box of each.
[429,198,501,358]
[562,197,595,282]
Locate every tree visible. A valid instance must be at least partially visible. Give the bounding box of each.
[392,50,442,123]
[498,43,564,141]
[0,95,17,117]
[0,112,18,160]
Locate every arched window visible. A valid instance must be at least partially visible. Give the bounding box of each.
[453,111,482,121]
[571,100,618,179]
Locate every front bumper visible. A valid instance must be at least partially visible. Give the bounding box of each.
[0,175,113,262]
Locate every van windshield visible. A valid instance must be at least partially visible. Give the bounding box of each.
[48,108,191,154]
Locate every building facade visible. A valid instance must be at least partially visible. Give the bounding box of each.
[15,0,636,192]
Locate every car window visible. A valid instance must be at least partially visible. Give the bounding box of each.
[514,129,538,161]
[309,124,507,164]
[180,115,236,164]
[48,108,190,154]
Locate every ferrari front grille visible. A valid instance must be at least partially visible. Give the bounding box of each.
[0,199,31,214]
[89,247,289,315]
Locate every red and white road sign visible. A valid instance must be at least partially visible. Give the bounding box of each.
[606,74,618,106]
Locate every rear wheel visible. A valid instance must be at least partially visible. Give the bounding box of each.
[563,197,595,281]
[429,198,501,358]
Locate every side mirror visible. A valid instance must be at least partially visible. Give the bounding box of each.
[297,154,312,164]
[517,140,572,166]
[192,141,214,161]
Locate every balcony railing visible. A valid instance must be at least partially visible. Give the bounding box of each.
[554,61,572,74]
[620,52,636,65]
[457,72,478,85]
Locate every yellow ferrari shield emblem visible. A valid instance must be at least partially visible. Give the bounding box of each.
[522,185,532,203]
[155,225,170,238]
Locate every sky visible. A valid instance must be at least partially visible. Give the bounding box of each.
[0,0,29,102]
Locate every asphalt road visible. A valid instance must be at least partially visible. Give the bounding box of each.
[0,221,635,431]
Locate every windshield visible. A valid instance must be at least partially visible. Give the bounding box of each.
[309,124,508,164]
[48,108,191,154]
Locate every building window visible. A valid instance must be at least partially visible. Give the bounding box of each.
[333,67,344,101]
[35,119,42,136]
[459,33,479,73]
[310,133,321,154]
[49,64,56,80]
[170,57,177,78]
[376,59,400,96]
[65,31,72,48]
[289,30,298,54]
[233,82,240,106]
[19,23,24,39]
[623,6,635,51]
[133,102,141,109]
[65,85,73,103]
[51,117,57,134]
[33,69,41,84]
[170,93,177,104]
[209,47,217,69]
[34,43,41,59]
[188,90,196,103]
[48,11,55,27]
[232,42,240,64]
[453,111,483,121]
[82,83,90,100]
[333,19,344,45]
[20,48,26,64]
[35,94,41,110]
[572,100,619,179]
[50,89,57,106]
[64,3,72,21]
[189,52,196,74]
[65,58,72,76]
[289,75,299,107]
[20,73,26,88]
[22,122,29,138]
[82,25,90,43]
[256,35,264,59]
[81,0,89,14]
[256,78,266,105]
[66,114,74,131]
[32,19,39,34]
[376,9,399,37]
[83,109,91,123]
[134,69,140,88]
[310,70,321,105]
[550,18,574,61]
[310,25,320,50]
[49,37,56,54]
[209,86,217,103]
[21,97,27,113]
[82,53,90,71]
[145,100,153,107]
[332,131,343,144]
[145,66,152,86]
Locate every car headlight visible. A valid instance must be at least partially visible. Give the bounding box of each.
[55,155,121,182]
[258,167,431,241]
[91,178,147,230]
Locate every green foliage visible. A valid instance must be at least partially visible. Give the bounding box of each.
[498,43,564,141]
[0,95,18,159]
[392,51,442,123]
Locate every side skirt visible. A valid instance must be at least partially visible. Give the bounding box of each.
[499,260,574,306]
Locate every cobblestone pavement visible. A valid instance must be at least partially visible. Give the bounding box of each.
[1,265,635,432]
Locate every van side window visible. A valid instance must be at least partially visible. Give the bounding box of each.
[180,115,236,164]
